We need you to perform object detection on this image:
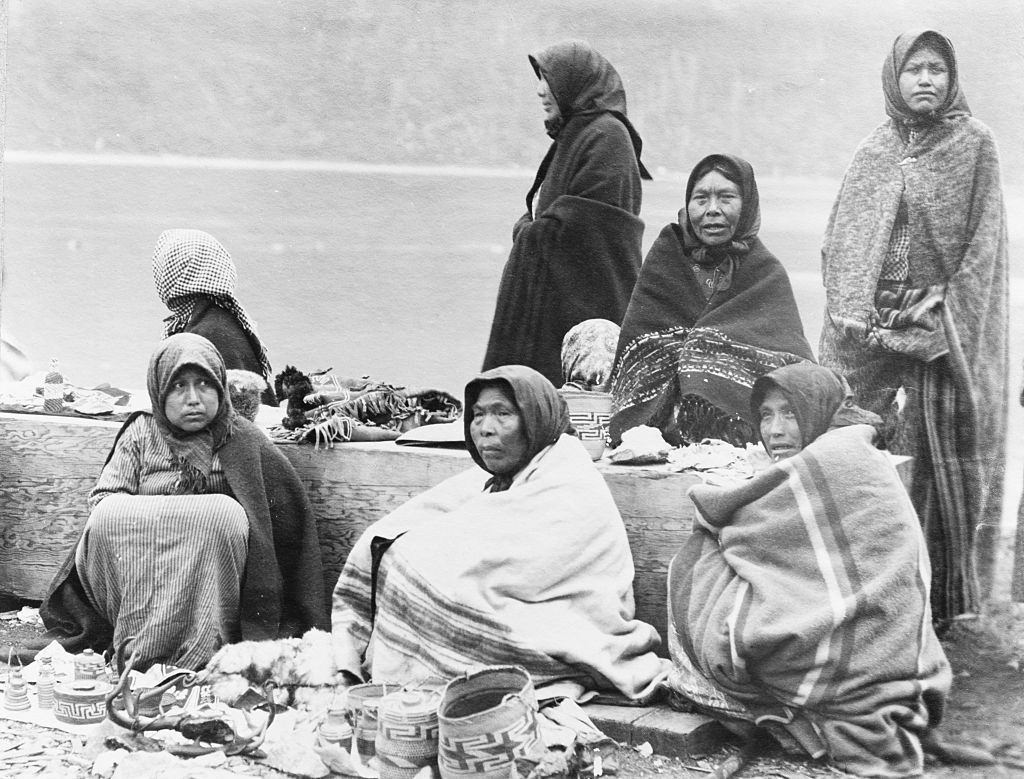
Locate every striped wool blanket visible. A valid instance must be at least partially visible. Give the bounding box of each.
[669,424,951,777]
[331,434,668,699]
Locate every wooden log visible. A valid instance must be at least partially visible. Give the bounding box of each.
[0,412,696,654]
[1,414,121,597]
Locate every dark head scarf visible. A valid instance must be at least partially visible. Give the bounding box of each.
[464,365,571,492]
[147,333,236,493]
[751,363,844,450]
[529,39,651,179]
[679,154,761,268]
[750,362,881,452]
[882,29,971,131]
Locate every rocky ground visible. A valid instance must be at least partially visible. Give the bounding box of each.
[2,601,1023,778]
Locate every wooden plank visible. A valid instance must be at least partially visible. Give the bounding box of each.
[0,412,696,657]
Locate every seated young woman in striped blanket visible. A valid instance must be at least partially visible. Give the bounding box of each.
[331,364,669,700]
[667,362,952,777]
[36,333,328,671]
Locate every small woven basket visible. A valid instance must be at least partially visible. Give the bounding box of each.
[437,665,542,778]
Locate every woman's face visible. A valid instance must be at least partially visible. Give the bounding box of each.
[164,366,220,433]
[470,386,529,475]
[537,76,561,123]
[687,170,743,247]
[899,45,949,114]
[758,387,803,461]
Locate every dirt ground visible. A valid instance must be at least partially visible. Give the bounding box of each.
[2,599,1023,778]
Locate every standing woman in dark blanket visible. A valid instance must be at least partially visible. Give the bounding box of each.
[153,229,278,406]
[482,40,650,386]
[610,154,813,447]
[818,30,1008,622]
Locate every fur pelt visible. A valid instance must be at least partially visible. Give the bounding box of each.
[226,369,268,422]
[274,365,317,430]
[205,629,346,712]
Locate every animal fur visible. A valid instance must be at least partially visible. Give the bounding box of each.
[225,369,268,422]
[274,365,317,430]
[204,629,345,712]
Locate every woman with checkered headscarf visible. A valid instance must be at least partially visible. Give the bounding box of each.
[153,229,277,405]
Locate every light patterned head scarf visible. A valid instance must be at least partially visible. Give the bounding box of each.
[152,229,272,379]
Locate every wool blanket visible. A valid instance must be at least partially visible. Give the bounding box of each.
[610,225,813,445]
[483,193,643,386]
[818,114,1009,614]
[37,414,329,659]
[186,301,278,406]
[669,425,951,778]
[331,434,668,699]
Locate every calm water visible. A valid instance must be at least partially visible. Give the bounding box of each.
[1,158,837,392]
[3,155,1022,537]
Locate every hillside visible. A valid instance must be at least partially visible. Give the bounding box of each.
[5,0,1023,181]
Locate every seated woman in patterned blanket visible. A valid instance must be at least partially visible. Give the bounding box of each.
[332,364,668,700]
[667,362,951,777]
[35,333,328,670]
[609,154,813,447]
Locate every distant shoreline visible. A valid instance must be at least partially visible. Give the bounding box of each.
[2,149,842,189]
[9,151,1024,204]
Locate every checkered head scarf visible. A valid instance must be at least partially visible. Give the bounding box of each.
[152,229,272,379]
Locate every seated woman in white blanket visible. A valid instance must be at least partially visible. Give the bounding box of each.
[35,334,328,670]
[332,364,668,699]
[667,362,951,777]
[609,154,813,448]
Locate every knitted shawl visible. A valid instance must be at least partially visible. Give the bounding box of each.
[818,31,1008,593]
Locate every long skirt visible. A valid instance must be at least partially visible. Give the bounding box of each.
[76,493,249,670]
[854,355,985,622]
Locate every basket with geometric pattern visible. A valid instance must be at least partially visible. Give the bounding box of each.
[558,389,613,460]
[437,665,543,778]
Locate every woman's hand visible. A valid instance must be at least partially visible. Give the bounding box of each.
[869,325,949,362]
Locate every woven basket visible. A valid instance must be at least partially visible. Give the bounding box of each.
[344,682,395,725]
[355,698,381,760]
[375,689,443,779]
[558,389,612,460]
[437,666,542,778]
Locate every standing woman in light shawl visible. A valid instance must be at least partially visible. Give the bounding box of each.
[153,229,277,406]
[482,41,650,387]
[819,30,1009,623]
[610,154,813,447]
[35,334,327,671]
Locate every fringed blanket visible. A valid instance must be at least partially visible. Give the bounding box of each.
[332,434,668,699]
[819,115,1009,618]
[610,226,813,446]
[668,425,951,777]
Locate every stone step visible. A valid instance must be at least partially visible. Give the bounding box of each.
[582,703,734,759]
